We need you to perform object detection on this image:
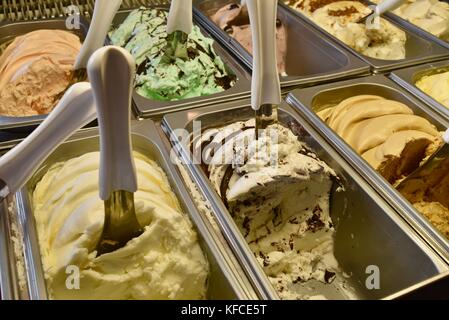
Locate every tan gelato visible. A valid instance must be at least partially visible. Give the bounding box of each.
[416,70,449,109]
[397,156,449,238]
[33,152,209,300]
[287,0,407,60]
[373,0,449,41]
[318,95,442,184]
[211,3,288,75]
[0,30,81,117]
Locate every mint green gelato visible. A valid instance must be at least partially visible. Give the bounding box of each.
[109,8,236,101]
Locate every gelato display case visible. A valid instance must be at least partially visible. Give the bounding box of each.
[1,0,449,300]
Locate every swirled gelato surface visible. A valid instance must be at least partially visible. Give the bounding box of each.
[192,120,340,300]
[318,95,442,183]
[33,152,209,300]
[109,7,236,101]
[0,30,81,117]
[286,0,406,60]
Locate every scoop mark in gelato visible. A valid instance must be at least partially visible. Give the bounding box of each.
[192,119,341,300]
[32,152,209,300]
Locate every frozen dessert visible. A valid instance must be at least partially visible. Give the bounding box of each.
[32,151,209,300]
[318,95,443,184]
[398,156,449,239]
[373,0,449,41]
[109,7,236,101]
[286,0,407,60]
[0,30,81,117]
[192,120,340,300]
[210,3,288,75]
[416,70,449,109]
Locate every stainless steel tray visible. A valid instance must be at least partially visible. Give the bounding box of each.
[110,8,252,119]
[286,74,449,264]
[162,99,448,300]
[280,0,449,73]
[363,0,449,51]
[0,120,256,300]
[0,17,89,131]
[390,60,449,120]
[193,0,370,89]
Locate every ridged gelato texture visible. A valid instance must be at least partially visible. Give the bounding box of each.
[318,95,442,184]
[32,152,209,300]
[0,30,81,117]
[211,3,288,75]
[287,0,406,60]
[193,121,339,300]
[416,70,449,109]
[373,0,449,41]
[109,8,236,101]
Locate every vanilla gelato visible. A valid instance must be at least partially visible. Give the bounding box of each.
[33,152,209,300]
[0,30,81,117]
[192,120,339,300]
[318,95,442,184]
[287,0,407,60]
[416,70,449,109]
[373,0,449,41]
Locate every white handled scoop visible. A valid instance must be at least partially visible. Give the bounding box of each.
[64,0,122,89]
[247,0,281,138]
[162,0,193,63]
[358,0,406,24]
[88,46,142,256]
[0,82,96,201]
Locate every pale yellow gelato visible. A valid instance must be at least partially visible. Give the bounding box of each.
[373,0,449,41]
[416,70,449,109]
[32,152,209,300]
[318,95,442,183]
[287,0,407,60]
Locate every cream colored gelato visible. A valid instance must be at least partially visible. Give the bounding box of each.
[416,70,449,109]
[287,0,407,60]
[0,30,81,117]
[373,0,449,41]
[32,152,209,300]
[318,95,442,184]
[193,120,339,300]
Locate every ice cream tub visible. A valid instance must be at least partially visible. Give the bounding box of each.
[108,8,252,119]
[0,17,89,131]
[280,0,449,73]
[0,119,256,300]
[192,0,370,89]
[286,74,449,264]
[161,98,448,300]
[390,60,449,120]
[363,0,449,51]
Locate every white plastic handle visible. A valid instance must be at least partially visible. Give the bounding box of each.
[376,0,406,15]
[88,46,137,201]
[443,128,449,144]
[0,82,95,195]
[167,0,193,34]
[247,0,281,111]
[74,0,122,69]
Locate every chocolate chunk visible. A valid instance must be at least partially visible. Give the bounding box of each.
[325,270,336,283]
